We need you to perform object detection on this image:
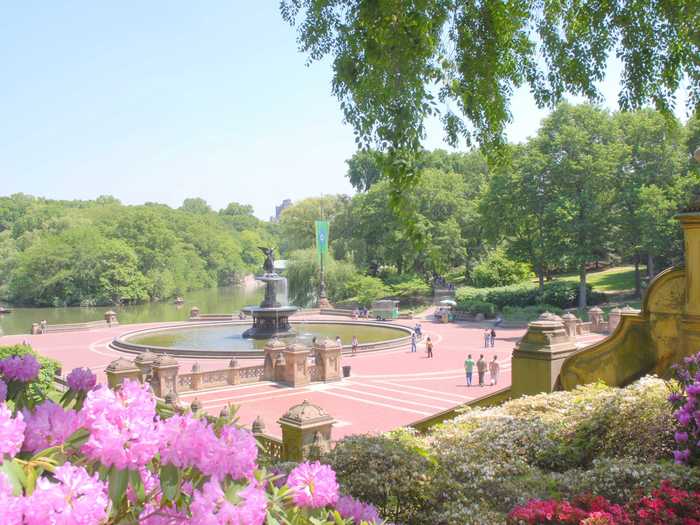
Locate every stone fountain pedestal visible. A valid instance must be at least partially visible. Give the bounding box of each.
[241,273,298,339]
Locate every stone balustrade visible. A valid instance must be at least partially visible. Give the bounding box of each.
[105,338,345,397]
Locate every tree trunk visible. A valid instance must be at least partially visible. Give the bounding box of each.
[537,268,545,293]
[634,253,641,298]
[647,254,655,279]
[578,264,587,309]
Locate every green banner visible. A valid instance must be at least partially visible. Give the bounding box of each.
[315,220,329,261]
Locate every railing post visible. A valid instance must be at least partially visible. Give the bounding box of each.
[134,350,156,382]
[282,343,310,387]
[190,306,200,320]
[227,358,241,385]
[608,307,622,333]
[313,337,342,382]
[190,362,202,391]
[278,400,334,462]
[511,313,578,398]
[263,338,287,382]
[104,310,118,327]
[105,358,141,390]
[151,354,180,398]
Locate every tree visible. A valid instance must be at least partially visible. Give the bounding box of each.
[346,150,384,191]
[219,201,261,231]
[613,109,686,292]
[533,103,625,307]
[179,198,212,215]
[281,0,699,195]
[278,195,348,253]
[285,248,359,307]
[348,275,391,308]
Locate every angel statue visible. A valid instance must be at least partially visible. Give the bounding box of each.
[258,247,275,274]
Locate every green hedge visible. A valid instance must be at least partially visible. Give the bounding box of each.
[456,300,497,318]
[0,344,60,404]
[456,281,605,310]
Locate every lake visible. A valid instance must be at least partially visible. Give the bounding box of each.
[0,286,264,336]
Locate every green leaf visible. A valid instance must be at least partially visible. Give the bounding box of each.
[1,459,26,495]
[160,463,180,502]
[108,467,129,507]
[129,468,145,502]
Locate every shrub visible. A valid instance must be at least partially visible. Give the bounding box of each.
[502,304,563,324]
[323,432,438,525]
[0,344,59,405]
[456,299,497,317]
[389,277,431,305]
[456,281,603,310]
[471,249,532,288]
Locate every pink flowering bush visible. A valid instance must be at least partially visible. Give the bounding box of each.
[0,368,385,525]
[668,352,700,466]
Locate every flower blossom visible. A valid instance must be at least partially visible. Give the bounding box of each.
[0,403,26,458]
[66,367,97,392]
[190,479,267,525]
[81,379,160,470]
[22,400,81,453]
[335,495,381,524]
[158,414,218,471]
[674,431,689,443]
[202,424,258,481]
[287,461,339,508]
[0,472,25,523]
[0,379,6,403]
[24,463,109,525]
[0,354,40,382]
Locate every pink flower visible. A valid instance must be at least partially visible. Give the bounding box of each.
[139,503,189,525]
[287,461,339,508]
[158,414,218,471]
[0,354,40,382]
[22,400,81,453]
[25,463,109,525]
[0,379,7,402]
[0,403,26,458]
[66,367,97,392]
[0,471,25,523]
[81,380,160,470]
[335,495,381,524]
[190,479,267,525]
[201,424,258,481]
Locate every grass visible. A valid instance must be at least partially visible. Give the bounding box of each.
[545,265,645,293]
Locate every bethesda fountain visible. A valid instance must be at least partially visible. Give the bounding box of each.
[241,247,298,339]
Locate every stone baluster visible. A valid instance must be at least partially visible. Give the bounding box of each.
[561,313,578,341]
[282,343,310,387]
[313,337,342,382]
[227,358,241,386]
[104,310,117,327]
[150,354,180,398]
[263,338,287,381]
[105,357,141,389]
[608,307,622,334]
[190,362,202,391]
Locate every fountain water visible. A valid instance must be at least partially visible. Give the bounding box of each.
[241,248,298,339]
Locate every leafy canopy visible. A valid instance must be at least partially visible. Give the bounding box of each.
[281,0,699,192]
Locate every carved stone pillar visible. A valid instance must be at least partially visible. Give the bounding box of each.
[227,358,241,386]
[313,337,342,382]
[263,338,288,382]
[608,307,622,334]
[105,358,141,390]
[190,362,202,391]
[190,306,200,319]
[588,306,604,332]
[561,313,578,341]
[151,354,180,398]
[134,350,156,382]
[278,400,334,462]
[104,310,118,326]
[511,313,579,398]
[282,343,310,388]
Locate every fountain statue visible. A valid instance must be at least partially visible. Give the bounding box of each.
[241,247,298,339]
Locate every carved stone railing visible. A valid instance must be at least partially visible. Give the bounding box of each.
[201,370,230,388]
[239,365,265,384]
[177,374,193,390]
[309,365,322,382]
[256,434,284,461]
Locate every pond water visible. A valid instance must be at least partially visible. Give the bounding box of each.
[126,322,407,352]
[0,286,264,336]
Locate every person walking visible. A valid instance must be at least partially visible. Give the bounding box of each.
[351,335,358,356]
[489,355,500,385]
[426,337,433,358]
[477,354,487,386]
[483,329,490,348]
[410,332,417,353]
[490,328,496,348]
[464,354,475,386]
[335,336,342,348]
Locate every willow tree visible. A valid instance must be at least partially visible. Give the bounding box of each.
[281,0,699,197]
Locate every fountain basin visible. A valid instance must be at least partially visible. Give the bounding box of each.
[111,320,412,358]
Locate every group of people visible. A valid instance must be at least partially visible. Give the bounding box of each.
[351,307,370,319]
[330,335,360,356]
[464,354,500,387]
[483,328,497,347]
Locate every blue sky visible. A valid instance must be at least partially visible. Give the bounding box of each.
[0,2,690,219]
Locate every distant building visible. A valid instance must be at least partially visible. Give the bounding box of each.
[271,199,292,222]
